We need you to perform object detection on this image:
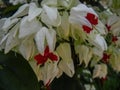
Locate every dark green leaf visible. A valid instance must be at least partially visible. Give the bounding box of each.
[0,51,40,90]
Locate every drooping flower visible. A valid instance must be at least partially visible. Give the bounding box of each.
[29,56,59,85]
[69,4,98,33]
[93,63,107,79]
[106,15,120,36]
[56,43,75,77]
[34,46,58,65]
[75,45,93,67]
[109,49,120,72]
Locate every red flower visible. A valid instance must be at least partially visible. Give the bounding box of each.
[102,53,110,63]
[86,13,98,25]
[112,36,118,43]
[105,24,111,31]
[82,25,93,33]
[34,46,58,65]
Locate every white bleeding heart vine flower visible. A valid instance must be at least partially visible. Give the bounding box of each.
[0,0,120,88]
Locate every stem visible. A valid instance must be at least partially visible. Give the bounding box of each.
[69,37,79,69]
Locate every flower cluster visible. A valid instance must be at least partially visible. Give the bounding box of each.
[0,0,120,89]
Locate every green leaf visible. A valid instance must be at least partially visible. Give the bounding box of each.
[0,51,40,90]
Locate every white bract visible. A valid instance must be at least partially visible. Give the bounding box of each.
[69,4,97,28]
[93,63,107,78]
[75,45,93,67]
[35,27,56,54]
[10,4,29,19]
[57,12,70,38]
[106,15,120,35]
[29,52,59,84]
[28,3,42,21]
[41,5,61,27]
[2,18,19,32]
[109,49,120,72]
[19,36,36,60]
[56,43,75,77]
[1,0,120,86]
[19,16,42,38]
[88,34,107,52]
[5,22,20,53]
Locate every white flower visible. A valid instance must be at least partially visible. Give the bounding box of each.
[75,45,93,67]
[69,4,98,33]
[40,60,59,85]
[106,15,119,28]
[35,27,56,54]
[109,49,120,72]
[93,63,107,78]
[56,43,75,77]
[106,15,120,36]
[29,59,59,85]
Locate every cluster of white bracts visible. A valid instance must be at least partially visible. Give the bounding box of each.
[1,0,120,85]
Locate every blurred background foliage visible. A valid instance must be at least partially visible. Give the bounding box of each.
[0,0,120,90]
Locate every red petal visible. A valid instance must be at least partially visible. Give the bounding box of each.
[34,54,47,65]
[86,13,98,25]
[102,53,110,63]
[48,53,58,61]
[82,25,93,33]
[105,24,111,31]
[44,46,50,56]
[112,36,118,43]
